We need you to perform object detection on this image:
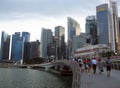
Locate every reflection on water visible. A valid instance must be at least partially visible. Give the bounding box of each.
[0,68,72,88]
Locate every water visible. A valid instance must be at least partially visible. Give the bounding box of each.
[0,68,72,88]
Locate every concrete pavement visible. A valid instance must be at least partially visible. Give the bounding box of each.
[80,68,120,88]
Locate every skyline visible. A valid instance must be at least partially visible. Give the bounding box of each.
[0,0,119,41]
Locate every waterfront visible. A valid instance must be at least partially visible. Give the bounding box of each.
[0,68,72,88]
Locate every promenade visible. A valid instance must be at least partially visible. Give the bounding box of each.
[80,68,120,88]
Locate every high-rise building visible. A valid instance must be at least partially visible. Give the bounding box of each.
[97,4,110,45]
[67,17,81,59]
[86,16,98,45]
[109,0,120,53]
[22,32,30,42]
[97,1,119,53]
[22,32,31,61]
[118,17,120,31]
[67,17,81,39]
[40,28,53,58]
[23,42,31,61]
[55,26,65,59]
[29,40,40,60]
[72,33,87,52]
[11,32,24,61]
[0,31,10,61]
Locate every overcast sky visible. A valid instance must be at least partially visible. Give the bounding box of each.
[0,0,119,41]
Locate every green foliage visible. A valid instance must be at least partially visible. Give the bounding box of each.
[102,51,115,57]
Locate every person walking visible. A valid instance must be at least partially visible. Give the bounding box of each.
[106,57,111,77]
[91,58,97,74]
[97,59,104,74]
[87,59,92,75]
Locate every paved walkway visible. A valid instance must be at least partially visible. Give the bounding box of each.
[80,68,120,88]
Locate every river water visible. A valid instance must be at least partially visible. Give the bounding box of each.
[0,68,72,88]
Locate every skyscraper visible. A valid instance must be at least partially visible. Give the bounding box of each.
[67,17,81,39]
[96,4,110,46]
[72,33,87,52]
[29,40,40,60]
[22,32,30,62]
[86,16,97,45]
[11,32,24,61]
[67,17,81,59]
[0,31,10,61]
[40,28,53,58]
[55,26,65,59]
[109,0,120,53]
[97,1,119,53]
[22,32,30,42]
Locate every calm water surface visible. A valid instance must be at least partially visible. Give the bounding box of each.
[0,68,72,88]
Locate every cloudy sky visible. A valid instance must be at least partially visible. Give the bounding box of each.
[0,0,119,41]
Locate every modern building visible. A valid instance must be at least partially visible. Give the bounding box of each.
[72,33,87,52]
[67,17,81,39]
[40,28,53,58]
[55,26,65,59]
[67,17,81,59]
[11,32,24,61]
[22,32,30,42]
[85,16,98,45]
[22,32,31,61]
[109,0,120,53]
[29,40,40,60]
[97,4,110,45]
[0,31,11,61]
[47,43,56,59]
[118,17,120,31]
[23,42,31,61]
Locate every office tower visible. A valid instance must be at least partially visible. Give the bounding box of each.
[11,32,24,61]
[96,4,111,46]
[67,17,81,59]
[40,28,53,58]
[72,33,87,52]
[23,42,31,62]
[109,0,120,53]
[67,17,81,39]
[118,17,120,31]
[29,40,40,60]
[22,32,30,61]
[47,43,56,59]
[22,32,30,42]
[0,31,10,61]
[55,26,65,59]
[86,16,97,45]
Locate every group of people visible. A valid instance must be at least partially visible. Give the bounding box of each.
[77,57,111,77]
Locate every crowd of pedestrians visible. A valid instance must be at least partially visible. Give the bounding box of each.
[74,56,111,77]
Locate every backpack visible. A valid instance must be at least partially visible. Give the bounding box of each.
[106,59,111,66]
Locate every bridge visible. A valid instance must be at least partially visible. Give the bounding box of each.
[29,60,81,88]
[28,59,120,88]
[4,59,120,88]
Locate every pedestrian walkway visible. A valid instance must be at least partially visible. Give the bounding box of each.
[80,68,120,88]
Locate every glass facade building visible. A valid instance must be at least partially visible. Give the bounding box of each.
[0,31,10,61]
[96,4,110,45]
[11,32,24,61]
[40,28,53,58]
[86,16,97,45]
[29,41,40,60]
[55,26,65,59]
[109,1,119,53]
[67,17,81,39]
[72,33,87,52]
[67,17,81,59]
[22,32,30,42]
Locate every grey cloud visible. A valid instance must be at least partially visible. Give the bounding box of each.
[0,0,120,20]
